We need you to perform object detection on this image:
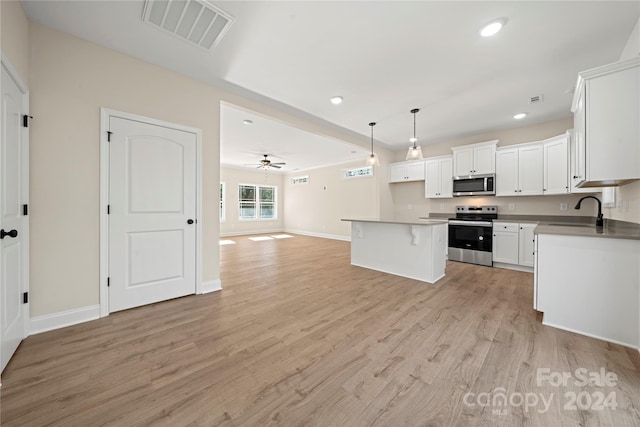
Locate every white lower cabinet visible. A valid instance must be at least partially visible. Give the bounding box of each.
[535,233,640,348]
[492,222,537,269]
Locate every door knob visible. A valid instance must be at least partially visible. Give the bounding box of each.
[187,219,194,225]
[0,229,18,239]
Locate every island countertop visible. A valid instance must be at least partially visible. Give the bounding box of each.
[341,218,448,226]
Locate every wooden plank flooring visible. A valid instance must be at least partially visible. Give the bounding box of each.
[1,233,639,426]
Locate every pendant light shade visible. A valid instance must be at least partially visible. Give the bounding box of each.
[365,122,380,167]
[406,108,423,160]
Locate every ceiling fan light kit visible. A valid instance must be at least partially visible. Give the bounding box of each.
[365,122,380,167]
[247,154,286,170]
[405,108,423,161]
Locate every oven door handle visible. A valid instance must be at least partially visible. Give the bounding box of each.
[449,220,493,227]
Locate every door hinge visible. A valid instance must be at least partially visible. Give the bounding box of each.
[23,292,28,304]
[23,204,28,216]
[107,277,110,287]
[107,131,113,142]
[107,204,110,215]
[22,115,33,128]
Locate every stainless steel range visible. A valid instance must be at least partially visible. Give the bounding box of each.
[448,205,498,267]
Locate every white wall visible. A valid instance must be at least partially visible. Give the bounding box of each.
[220,167,284,236]
[608,16,640,225]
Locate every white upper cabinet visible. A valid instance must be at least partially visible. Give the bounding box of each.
[452,140,498,176]
[495,143,543,196]
[543,133,569,195]
[571,57,640,187]
[424,155,453,198]
[388,160,425,183]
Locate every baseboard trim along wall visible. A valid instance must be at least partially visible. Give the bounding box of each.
[284,229,351,242]
[30,304,101,335]
[542,320,640,350]
[201,279,222,294]
[220,229,283,237]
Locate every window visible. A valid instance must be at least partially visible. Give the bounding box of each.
[238,184,277,220]
[342,166,373,179]
[290,175,309,185]
[219,182,225,222]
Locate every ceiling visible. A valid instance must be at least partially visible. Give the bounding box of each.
[21,1,639,172]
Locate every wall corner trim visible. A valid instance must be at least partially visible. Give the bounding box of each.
[201,279,222,294]
[30,305,101,335]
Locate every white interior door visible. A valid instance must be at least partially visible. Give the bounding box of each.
[1,62,28,373]
[108,117,197,313]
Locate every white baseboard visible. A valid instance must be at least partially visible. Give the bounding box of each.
[201,279,222,294]
[220,229,284,237]
[30,304,100,335]
[542,319,639,350]
[492,262,534,273]
[284,229,351,242]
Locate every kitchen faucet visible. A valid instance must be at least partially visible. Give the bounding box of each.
[574,195,604,227]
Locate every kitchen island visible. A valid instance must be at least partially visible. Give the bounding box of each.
[341,218,448,283]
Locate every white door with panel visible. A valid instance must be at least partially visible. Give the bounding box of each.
[518,144,544,195]
[109,117,197,313]
[492,223,519,264]
[1,63,28,372]
[518,224,536,267]
[424,156,452,198]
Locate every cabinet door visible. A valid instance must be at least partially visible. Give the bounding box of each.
[495,148,518,196]
[544,135,569,195]
[518,144,544,196]
[453,148,473,176]
[439,157,453,198]
[493,230,519,264]
[518,224,536,267]
[473,145,496,175]
[424,159,440,198]
[389,164,407,183]
[406,161,425,181]
[587,65,640,182]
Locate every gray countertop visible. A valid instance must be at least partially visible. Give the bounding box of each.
[425,212,640,240]
[341,218,448,226]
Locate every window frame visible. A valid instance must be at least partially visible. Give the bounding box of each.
[238,183,278,221]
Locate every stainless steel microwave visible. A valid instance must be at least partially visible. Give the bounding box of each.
[452,174,495,197]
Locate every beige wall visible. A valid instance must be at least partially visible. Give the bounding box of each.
[220,167,284,236]
[0,0,29,84]
[394,117,574,161]
[389,117,604,220]
[283,161,380,239]
[29,23,221,316]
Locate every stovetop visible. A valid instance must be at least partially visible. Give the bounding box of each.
[451,205,498,221]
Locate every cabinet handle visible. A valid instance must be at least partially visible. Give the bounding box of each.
[573,175,578,179]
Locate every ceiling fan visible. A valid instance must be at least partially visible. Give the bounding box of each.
[247,154,286,169]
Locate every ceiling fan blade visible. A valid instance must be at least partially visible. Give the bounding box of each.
[271,164,282,169]
[271,162,286,165]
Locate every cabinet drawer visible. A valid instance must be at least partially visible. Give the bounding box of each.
[493,222,519,233]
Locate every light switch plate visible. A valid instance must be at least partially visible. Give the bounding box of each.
[508,203,515,211]
[560,203,568,211]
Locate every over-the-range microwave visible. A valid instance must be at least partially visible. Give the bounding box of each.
[452,174,496,197]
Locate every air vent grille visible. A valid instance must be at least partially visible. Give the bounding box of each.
[143,0,233,51]
[529,94,544,104]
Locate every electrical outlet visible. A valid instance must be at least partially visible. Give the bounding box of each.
[508,203,515,211]
[560,203,568,211]
[440,203,445,210]
[407,204,412,210]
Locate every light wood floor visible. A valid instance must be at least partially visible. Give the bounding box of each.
[1,234,639,426]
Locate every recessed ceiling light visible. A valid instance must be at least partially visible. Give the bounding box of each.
[330,96,343,105]
[513,113,527,120]
[480,18,506,37]
[243,119,253,125]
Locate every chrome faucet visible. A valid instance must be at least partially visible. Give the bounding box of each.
[574,195,604,227]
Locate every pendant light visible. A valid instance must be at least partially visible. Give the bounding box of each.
[365,122,380,166]
[406,108,423,160]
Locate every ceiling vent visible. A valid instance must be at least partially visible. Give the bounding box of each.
[529,94,544,104]
[142,0,234,51]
